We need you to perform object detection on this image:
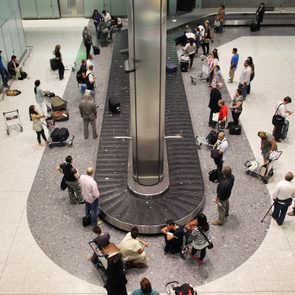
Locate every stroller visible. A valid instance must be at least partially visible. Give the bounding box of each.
[245,151,282,184]
[166,281,197,295]
[48,127,74,148]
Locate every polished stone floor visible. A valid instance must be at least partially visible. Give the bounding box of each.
[0,17,295,295]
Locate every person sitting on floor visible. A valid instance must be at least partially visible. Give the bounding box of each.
[118,226,149,268]
[7,55,25,80]
[161,219,184,254]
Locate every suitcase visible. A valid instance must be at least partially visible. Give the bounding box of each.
[51,96,68,111]
[82,214,91,227]
[209,169,218,182]
[206,130,218,145]
[280,119,289,140]
[108,97,121,114]
[50,58,59,71]
[229,124,241,135]
[180,55,190,72]
[250,22,258,32]
[93,45,100,55]
[51,110,69,121]
[166,61,177,73]
[51,127,69,142]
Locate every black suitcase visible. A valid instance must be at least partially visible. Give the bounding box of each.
[250,22,258,32]
[209,169,218,182]
[180,61,189,72]
[50,58,59,71]
[93,45,100,55]
[206,130,218,145]
[229,124,242,135]
[280,119,289,140]
[109,97,121,114]
[166,61,177,73]
[51,127,69,142]
[82,214,91,227]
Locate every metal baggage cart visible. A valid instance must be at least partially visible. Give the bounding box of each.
[3,109,23,135]
[190,59,210,85]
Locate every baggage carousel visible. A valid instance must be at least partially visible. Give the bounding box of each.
[96,30,204,234]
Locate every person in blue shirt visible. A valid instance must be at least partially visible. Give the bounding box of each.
[0,50,9,88]
[228,48,239,83]
[131,278,160,295]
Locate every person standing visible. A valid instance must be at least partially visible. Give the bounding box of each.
[79,92,98,139]
[57,155,83,204]
[0,50,9,88]
[216,5,225,33]
[238,60,251,100]
[79,167,101,226]
[212,166,235,225]
[272,96,293,142]
[118,227,149,268]
[256,2,265,30]
[190,213,212,264]
[247,56,255,94]
[82,27,93,59]
[92,9,101,33]
[29,105,48,146]
[53,44,64,80]
[212,132,229,181]
[230,88,243,125]
[131,278,160,295]
[228,48,239,83]
[183,38,196,69]
[272,172,295,225]
[104,252,128,295]
[217,99,228,130]
[34,80,48,117]
[85,64,96,98]
[208,84,221,127]
[202,20,211,56]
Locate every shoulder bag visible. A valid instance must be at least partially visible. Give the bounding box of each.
[199,228,213,249]
[272,103,285,126]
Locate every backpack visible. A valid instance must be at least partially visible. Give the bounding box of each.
[174,283,195,295]
[76,70,85,84]
[86,73,94,90]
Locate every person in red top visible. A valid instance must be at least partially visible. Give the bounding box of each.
[218,99,228,129]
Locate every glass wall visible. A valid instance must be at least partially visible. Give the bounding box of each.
[0,0,26,88]
[199,0,295,8]
[19,0,60,19]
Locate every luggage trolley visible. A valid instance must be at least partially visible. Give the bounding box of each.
[190,58,210,85]
[245,151,282,184]
[3,109,23,135]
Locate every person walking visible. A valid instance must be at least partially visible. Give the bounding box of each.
[190,213,212,264]
[257,131,277,165]
[131,278,160,295]
[57,155,83,204]
[53,44,64,80]
[228,48,239,83]
[79,92,98,139]
[82,27,93,59]
[216,5,225,33]
[230,88,243,125]
[0,50,9,88]
[212,166,235,225]
[79,167,101,226]
[272,96,292,142]
[272,172,295,225]
[29,105,49,146]
[183,38,196,69]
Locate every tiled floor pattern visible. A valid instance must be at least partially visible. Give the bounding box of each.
[0,18,295,295]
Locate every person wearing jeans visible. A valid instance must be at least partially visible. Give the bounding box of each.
[272,172,295,225]
[0,50,9,87]
[79,167,101,226]
[238,60,251,100]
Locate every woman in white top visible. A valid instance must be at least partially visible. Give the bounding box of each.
[183,38,196,68]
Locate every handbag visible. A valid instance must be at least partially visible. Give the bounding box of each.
[60,176,67,190]
[199,228,213,249]
[214,20,221,27]
[212,112,219,122]
[272,103,285,126]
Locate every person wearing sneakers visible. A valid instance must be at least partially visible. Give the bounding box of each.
[228,48,239,83]
[272,172,295,225]
[190,213,212,264]
[212,166,235,226]
[79,167,102,226]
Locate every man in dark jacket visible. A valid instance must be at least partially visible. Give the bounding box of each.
[208,85,221,127]
[212,166,235,225]
[82,27,92,59]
